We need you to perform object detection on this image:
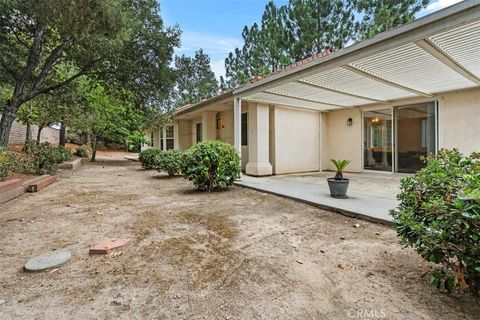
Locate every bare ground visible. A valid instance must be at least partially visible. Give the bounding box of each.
[0,155,479,319]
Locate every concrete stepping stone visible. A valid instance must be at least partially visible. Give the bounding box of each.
[24,250,71,272]
[89,238,131,254]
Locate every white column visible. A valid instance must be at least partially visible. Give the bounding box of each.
[173,121,179,150]
[246,103,272,176]
[233,97,242,158]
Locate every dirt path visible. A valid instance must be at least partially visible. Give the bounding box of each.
[0,157,478,319]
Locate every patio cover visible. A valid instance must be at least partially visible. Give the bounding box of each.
[234,0,480,111]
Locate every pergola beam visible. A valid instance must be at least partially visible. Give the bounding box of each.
[263,90,348,109]
[415,39,480,86]
[241,97,338,112]
[343,65,434,98]
[296,79,388,104]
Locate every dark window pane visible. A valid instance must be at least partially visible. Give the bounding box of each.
[196,123,202,143]
[241,113,248,146]
[166,126,174,138]
[166,139,174,150]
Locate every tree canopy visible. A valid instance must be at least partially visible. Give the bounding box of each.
[0,0,180,147]
[174,49,219,108]
[224,0,430,88]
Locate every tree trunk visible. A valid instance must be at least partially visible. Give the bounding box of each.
[90,135,97,162]
[59,122,66,146]
[25,121,32,143]
[0,100,20,148]
[36,126,44,143]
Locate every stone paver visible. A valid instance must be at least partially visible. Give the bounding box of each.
[89,238,131,254]
[24,250,71,272]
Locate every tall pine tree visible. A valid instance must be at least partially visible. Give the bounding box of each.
[224,0,431,88]
[286,0,356,60]
[174,49,219,107]
[353,0,429,39]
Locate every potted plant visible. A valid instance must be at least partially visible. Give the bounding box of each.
[327,159,351,198]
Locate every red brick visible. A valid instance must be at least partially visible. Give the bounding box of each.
[89,238,131,254]
[27,175,57,193]
[0,179,23,194]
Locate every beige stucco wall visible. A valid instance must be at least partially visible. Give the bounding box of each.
[323,108,362,172]
[177,120,192,151]
[439,88,480,154]
[272,105,321,174]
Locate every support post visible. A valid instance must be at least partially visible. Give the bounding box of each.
[246,103,272,176]
[234,97,242,161]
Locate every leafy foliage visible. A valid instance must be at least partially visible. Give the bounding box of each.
[353,0,429,39]
[139,148,162,170]
[223,0,428,87]
[174,49,219,108]
[75,145,90,158]
[68,77,148,161]
[0,0,180,147]
[330,159,351,180]
[0,147,9,181]
[21,141,71,175]
[157,149,183,176]
[181,140,240,191]
[391,149,480,295]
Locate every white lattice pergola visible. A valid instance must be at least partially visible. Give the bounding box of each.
[234,0,480,112]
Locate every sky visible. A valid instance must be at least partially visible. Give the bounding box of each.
[159,0,463,80]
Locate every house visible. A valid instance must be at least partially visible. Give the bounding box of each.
[145,0,480,176]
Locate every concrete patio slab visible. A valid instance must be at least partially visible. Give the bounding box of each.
[235,172,403,225]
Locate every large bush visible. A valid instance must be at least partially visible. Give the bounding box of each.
[157,149,183,176]
[391,149,480,294]
[22,142,71,175]
[181,140,240,191]
[75,145,90,158]
[139,148,162,169]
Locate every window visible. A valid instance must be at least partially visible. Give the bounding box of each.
[165,125,174,150]
[159,126,164,150]
[241,113,248,146]
[150,132,154,147]
[196,123,202,143]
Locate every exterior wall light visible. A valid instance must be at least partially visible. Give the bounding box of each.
[347,118,353,126]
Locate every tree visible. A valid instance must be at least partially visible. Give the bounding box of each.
[69,77,148,161]
[223,0,430,86]
[174,49,219,107]
[352,0,429,39]
[16,95,65,143]
[286,0,356,60]
[0,0,180,147]
[224,1,292,88]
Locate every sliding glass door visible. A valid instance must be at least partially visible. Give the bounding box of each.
[395,102,436,173]
[363,109,393,172]
[363,102,436,173]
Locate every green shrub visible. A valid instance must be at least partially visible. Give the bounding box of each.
[157,149,183,176]
[181,140,240,191]
[22,142,63,175]
[75,145,90,158]
[54,145,73,163]
[139,148,162,169]
[391,149,480,295]
[0,147,9,181]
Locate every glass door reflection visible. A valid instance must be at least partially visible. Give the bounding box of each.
[363,109,393,172]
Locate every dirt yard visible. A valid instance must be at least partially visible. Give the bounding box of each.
[0,154,478,319]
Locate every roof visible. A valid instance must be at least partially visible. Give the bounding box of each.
[234,0,480,111]
[174,91,233,116]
